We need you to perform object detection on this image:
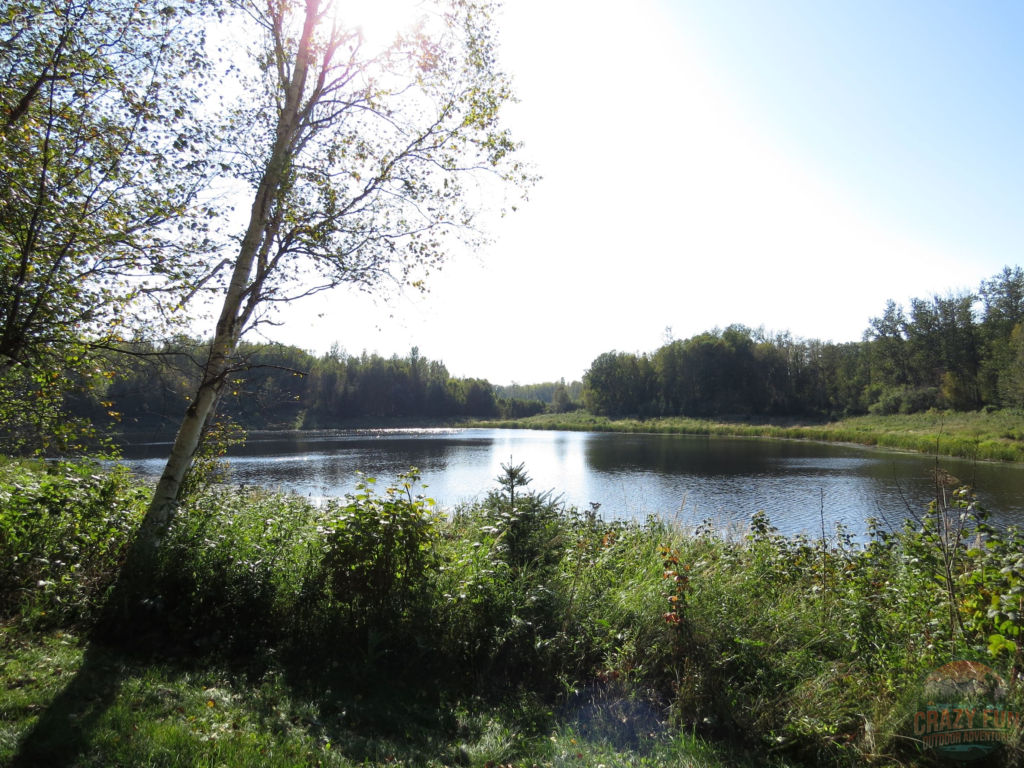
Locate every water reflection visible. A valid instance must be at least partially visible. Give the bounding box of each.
[119,429,1024,537]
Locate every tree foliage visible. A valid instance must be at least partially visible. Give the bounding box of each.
[581,266,1024,419]
[72,341,508,428]
[65,340,588,429]
[495,379,582,404]
[0,0,218,365]
[0,0,218,450]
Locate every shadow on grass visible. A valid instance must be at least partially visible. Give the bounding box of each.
[8,639,129,768]
[8,627,500,767]
[4,635,800,768]
[263,635,478,765]
[5,622,797,768]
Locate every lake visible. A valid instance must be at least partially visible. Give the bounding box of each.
[118,428,1024,538]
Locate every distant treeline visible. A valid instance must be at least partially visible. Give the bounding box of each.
[70,344,579,432]
[495,380,583,406]
[581,265,1024,419]
[69,266,1024,432]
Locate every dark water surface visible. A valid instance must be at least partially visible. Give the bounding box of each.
[119,428,1024,537]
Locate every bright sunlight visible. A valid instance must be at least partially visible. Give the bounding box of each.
[328,0,425,46]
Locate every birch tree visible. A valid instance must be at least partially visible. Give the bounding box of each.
[129,0,531,567]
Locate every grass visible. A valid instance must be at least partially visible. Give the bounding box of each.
[0,635,777,767]
[466,409,1024,462]
[2,460,1024,766]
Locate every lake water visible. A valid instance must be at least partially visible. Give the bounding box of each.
[118,428,1024,537]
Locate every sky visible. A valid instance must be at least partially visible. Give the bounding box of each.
[260,0,1024,385]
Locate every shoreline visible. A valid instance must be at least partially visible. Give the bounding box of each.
[106,410,1024,464]
[463,411,1024,464]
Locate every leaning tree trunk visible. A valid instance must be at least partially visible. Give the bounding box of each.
[109,2,320,623]
[106,215,267,625]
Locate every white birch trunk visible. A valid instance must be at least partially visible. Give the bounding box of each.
[124,0,321,576]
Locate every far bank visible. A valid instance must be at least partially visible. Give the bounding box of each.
[465,409,1024,464]
[111,410,1024,465]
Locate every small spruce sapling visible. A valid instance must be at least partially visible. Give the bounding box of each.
[497,459,532,512]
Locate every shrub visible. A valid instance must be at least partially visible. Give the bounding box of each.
[899,386,939,414]
[867,386,939,415]
[313,469,440,636]
[0,460,145,626]
[868,388,903,415]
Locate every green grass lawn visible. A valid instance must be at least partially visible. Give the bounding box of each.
[467,410,1024,462]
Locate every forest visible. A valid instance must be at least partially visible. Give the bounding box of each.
[58,343,584,434]
[581,265,1024,419]
[50,264,1023,441]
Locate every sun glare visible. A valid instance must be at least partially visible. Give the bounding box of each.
[330,0,425,46]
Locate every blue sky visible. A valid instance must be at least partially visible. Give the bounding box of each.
[267,0,1024,384]
[670,0,1024,263]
